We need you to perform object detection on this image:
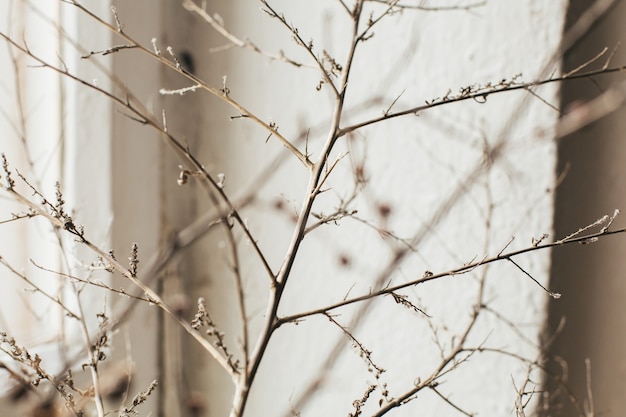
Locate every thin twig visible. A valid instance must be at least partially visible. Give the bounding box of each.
[182,0,308,68]
[3,184,239,380]
[56,1,312,167]
[367,0,486,11]
[277,219,624,324]
[339,64,626,137]
[260,0,340,97]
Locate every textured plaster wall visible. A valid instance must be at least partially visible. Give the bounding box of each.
[171,1,568,416]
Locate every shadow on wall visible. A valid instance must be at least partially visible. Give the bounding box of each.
[547,1,626,416]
